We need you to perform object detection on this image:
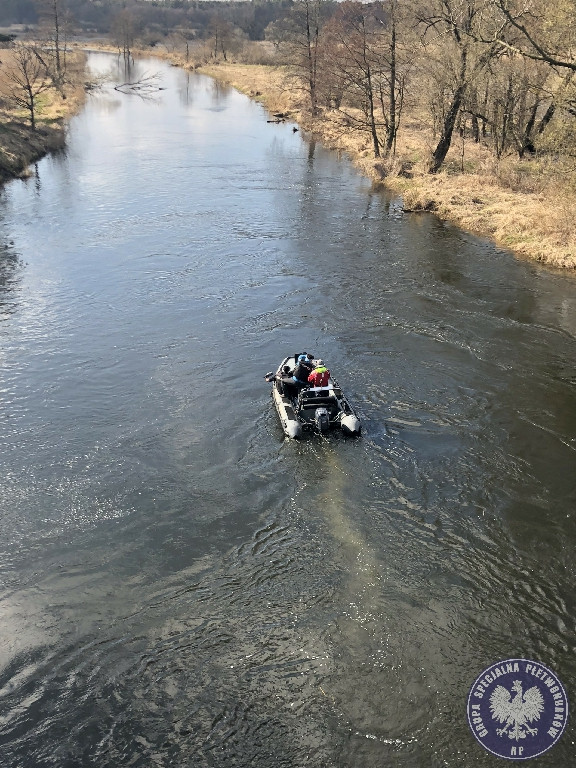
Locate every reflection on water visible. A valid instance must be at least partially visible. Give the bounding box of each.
[0,51,575,767]
[0,245,22,317]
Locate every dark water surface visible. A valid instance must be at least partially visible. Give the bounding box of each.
[1,53,575,767]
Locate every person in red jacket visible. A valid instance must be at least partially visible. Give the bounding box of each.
[308,360,330,387]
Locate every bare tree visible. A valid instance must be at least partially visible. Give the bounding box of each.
[323,2,387,156]
[485,0,576,73]
[35,0,68,87]
[417,0,506,172]
[0,43,53,130]
[111,9,137,60]
[114,72,163,98]
[266,0,328,115]
[462,54,574,159]
[374,0,413,156]
[466,0,576,160]
[208,14,238,62]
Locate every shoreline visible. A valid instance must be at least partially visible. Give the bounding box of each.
[0,50,87,186]
[197,62,576,272]
[2,48,574,272]
[0,121,67,184]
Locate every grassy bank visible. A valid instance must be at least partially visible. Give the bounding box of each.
[0,49,87,184]
[5,41,571,270]
[198,62,576,271]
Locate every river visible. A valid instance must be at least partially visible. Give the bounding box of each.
[0,52,575,767]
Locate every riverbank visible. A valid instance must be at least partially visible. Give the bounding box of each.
[6,42,571,270]
[197,62,576,271]
[0,50,87,184]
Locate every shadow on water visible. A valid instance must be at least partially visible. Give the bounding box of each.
[0,241,22,320]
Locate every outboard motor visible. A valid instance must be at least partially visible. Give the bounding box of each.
[340,414,361,436]
[314,407,330,433]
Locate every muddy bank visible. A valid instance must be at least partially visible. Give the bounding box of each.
[0,120,66,183]
[198,62,576,271]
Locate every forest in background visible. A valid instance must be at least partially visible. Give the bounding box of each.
[0,0,575,266]
[0,0,294,43]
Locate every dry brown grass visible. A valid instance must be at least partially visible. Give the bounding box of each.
[195,62,576,270]
[385,125,576,268]
[0,48,86,121]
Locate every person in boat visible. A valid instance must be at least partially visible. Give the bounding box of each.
[266,365,296,396]
[292,354,313,389]
[279,365,299,396]
[308,359,330,387]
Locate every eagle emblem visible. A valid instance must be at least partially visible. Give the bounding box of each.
[489,680,544,741]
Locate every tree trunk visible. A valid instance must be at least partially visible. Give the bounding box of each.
[52,0,61,78]
[428,49,467,173]
[385,12,397,156]
[518,101,538,157]
[471,113,479,142]
[305,0,319,115]
[428,83,466,173]
[361,26,380,158]
[27,85,36,130]
[536,103,555,135]
[368,83,380,158]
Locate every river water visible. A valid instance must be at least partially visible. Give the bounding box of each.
[0,52,575,767]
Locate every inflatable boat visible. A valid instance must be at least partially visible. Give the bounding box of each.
[265,354,361,439]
